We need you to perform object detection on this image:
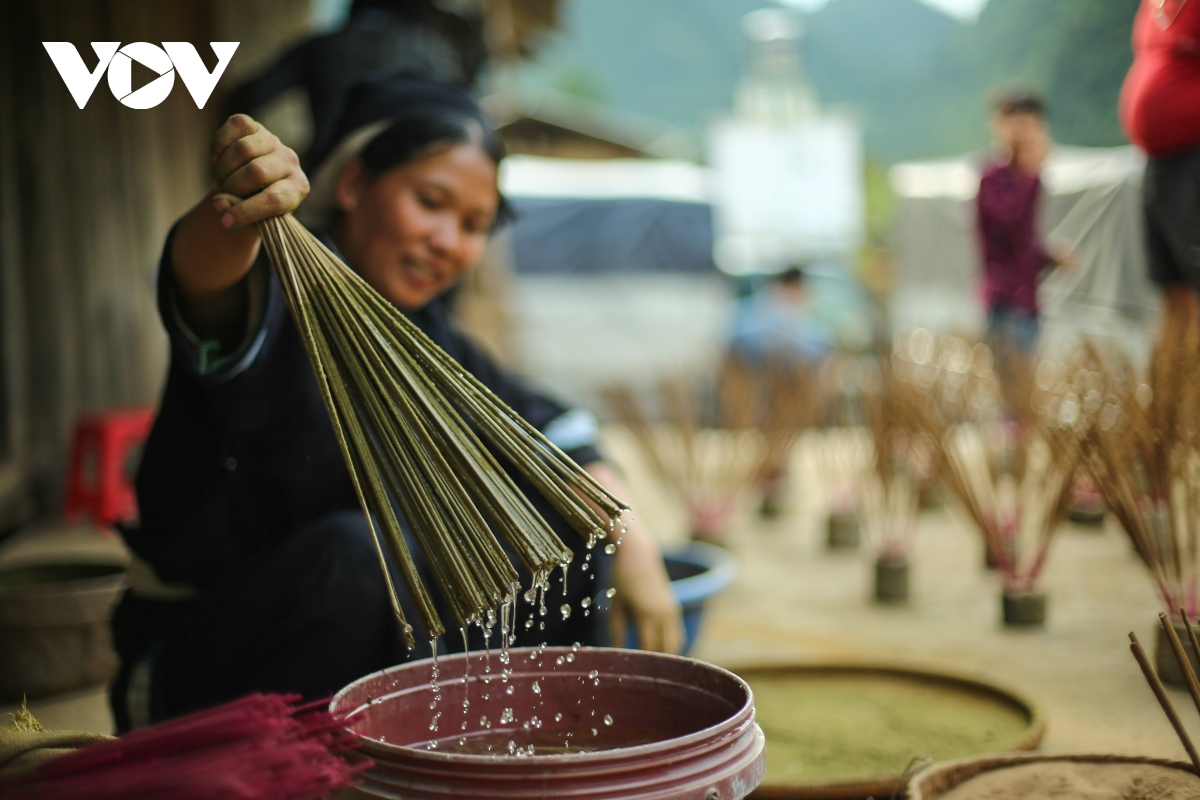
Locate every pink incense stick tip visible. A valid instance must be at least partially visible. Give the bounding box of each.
[2,693,370,800]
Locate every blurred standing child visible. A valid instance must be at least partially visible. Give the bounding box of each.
[975,89,1070,356]
[1121,0,1200,345]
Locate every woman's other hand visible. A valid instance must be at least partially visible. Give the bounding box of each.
[581,462,685,655]
[609,523,685,655]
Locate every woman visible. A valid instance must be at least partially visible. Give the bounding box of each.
[111,74,682,731]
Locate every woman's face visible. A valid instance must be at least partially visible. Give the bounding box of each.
[332,143,499,310]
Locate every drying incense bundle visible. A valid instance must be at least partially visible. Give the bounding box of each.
[600,373,765,541]
[257,215,626,644]
[905,347,1080,593]
[811,353,875,515]
[731,356,823,489]
[889,330,1001,428]
[0,694,364,800]
[1079,337,1200,619]
[860,361,929,560]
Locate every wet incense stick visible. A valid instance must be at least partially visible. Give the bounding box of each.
[1162,612,1200,721]
[257,215,627,645]
[1129,631,1200,774]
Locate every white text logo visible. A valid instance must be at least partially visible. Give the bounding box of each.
[42,42,239,109]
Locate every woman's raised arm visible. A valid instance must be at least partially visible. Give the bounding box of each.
[170,114,309,346]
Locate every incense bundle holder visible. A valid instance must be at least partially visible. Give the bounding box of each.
[758,469,788,519]
[826,511,860,551]
[874,556,910,604]
[917,481,945,511]
[1155,621,1200,688]
[1001,591,1046,628]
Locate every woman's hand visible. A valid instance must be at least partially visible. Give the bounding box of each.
[172,115,309,343]
[209,114,309,230]
[609,523,685,655]
[580,462,685,655]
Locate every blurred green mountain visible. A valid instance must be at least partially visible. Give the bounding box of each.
[520,0,1140,162]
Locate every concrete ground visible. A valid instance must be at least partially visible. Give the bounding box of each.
[605,427,1191,763]
[0,427,1189,767]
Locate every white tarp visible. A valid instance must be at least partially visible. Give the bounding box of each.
[888,146,1159,354]
[709,115,865,274]
[499,155,712,203]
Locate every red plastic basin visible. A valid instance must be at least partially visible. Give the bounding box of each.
[330,646,765,799]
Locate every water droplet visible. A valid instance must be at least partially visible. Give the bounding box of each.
[525,618,534,629]
[560,603,571,620]
[605,544,616,554]
[480,715,490,728]
[532,680,541,695]
[605,588,617,598]
[555,713,563,722]
[572,643,581,651]
[428,739,438,750]
[591,728,598,736]
[501,708,515,723]
[506,685,514,695]
[604,714,613,726]
[556,656,565,665]
[588,670,599,679]
[565,653,575,663]
[580,597,592,609]
[531,715,542,728]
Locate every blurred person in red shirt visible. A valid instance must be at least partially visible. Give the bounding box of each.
[1122,0,1200,344]
[976,89,1070,356]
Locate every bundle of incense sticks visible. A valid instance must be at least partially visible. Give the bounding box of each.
[1078,336,1200,620]
[0,694,366,799]
[738,357,823,486]
[860,359,930,561]
[600,369,769,541]
[257,215,627,644]
[906,345,1080,593]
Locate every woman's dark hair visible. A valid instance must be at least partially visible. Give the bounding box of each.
[307,72,512,227]
[357,110,511,227]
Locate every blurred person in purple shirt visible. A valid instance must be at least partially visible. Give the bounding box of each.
[975,89,1070,355]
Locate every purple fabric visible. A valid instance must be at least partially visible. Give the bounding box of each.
[975,162,1052,314]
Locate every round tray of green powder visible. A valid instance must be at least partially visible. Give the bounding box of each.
[736,663,1045,800]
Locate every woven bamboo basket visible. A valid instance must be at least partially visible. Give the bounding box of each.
[906,752,1198,799]
[741,663,1045,800]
